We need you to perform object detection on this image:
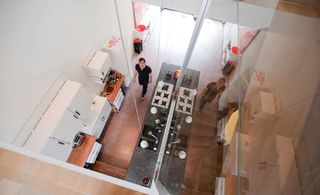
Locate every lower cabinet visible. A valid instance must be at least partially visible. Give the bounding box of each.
[33,102,84,144]
[24,132,73,161]
[81,95,112,139]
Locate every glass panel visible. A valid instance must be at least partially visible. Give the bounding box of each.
[236,1,320,195]
[152,0,237,194]
[127,1,205,192]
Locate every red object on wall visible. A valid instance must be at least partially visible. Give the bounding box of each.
[231,46,239,54]
[136,25,146,32]
[134,38,142,43]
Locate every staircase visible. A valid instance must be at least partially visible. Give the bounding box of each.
[92,161,127,179]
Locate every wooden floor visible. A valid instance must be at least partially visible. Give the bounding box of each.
[0,148,143,195]
[95,9,225,194]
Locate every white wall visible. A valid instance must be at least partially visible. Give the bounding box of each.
[136,0,275,28]
[208,0,275,29]
[115,0,135,82]
[0,0,124,143]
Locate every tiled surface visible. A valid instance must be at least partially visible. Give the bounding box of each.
[151,82,174,109]
[175,87,196,115]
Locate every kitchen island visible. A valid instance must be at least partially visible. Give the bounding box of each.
[125,63,199,194]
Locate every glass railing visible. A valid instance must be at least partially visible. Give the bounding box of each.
[152,0,230,194]
[153,0,320,194]
[236,0,320,195]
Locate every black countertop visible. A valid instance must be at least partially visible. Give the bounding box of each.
[125,63,200,193]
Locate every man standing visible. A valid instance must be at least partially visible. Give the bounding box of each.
[133,58,152,100]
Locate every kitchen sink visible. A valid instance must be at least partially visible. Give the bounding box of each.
[165,133,188,159]
[138,125,163,152]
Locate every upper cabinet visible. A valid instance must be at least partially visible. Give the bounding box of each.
[83,50,112,84]
[24,80,113,162]
[52,80,93,121]
[30,80,93,145]
[33,103,84,144]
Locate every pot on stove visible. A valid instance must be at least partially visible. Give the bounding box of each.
[160,108,167,115]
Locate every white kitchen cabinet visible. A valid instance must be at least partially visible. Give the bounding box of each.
[101,37,131,86]
[33,103,83,144]
[32,80,92,144]
[25,80,95,161]
[81,96,112,139]
[24,132,73,161]
[52,80,93,121]
[84,50,112,84]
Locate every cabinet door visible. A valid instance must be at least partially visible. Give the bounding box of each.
[53,80,93,120]
[34,103,83,144]
[86,50,111,79]
[52,108,83,144]
[24,132,73,161]
[93,114,107,139]
[41,137,73,161]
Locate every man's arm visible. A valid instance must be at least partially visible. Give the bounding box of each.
[149,73,152,83]
[133,66,138,83]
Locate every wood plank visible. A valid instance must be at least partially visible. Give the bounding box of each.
[0,148,143,195]
[92,161,127,179]
[67,135,96,167]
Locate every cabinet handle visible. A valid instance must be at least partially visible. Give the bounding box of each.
[58,142,65,145]
[75,111,80,116]
[73,114,79,119]
[102,72,105,75]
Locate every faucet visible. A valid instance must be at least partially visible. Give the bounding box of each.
[148,131,158,143]
[168,139,181,148]
[170,131,179,136]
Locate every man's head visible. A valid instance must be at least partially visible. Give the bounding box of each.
[139,58,146,66]
[216,77,226,88]
[218,77,226,84]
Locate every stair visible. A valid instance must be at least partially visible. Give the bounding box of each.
[92,161,127,179]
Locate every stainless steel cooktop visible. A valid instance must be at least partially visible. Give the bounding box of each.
[175,87,195,115]
[151,81,174,109]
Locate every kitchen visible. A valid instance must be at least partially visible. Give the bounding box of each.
[10,6,225,193]
[0,1,229,193]
[1,0,319,194]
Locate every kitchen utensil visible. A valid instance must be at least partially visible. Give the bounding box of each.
[140,140,149,148]
[160,108,167,115]
[179,151,187,159]
[73,133,84,148]
[192,89,197,96]
[185,116,192,123]
[150,107,157,114]
[177,124,181,129]
[160,119,166,127]
[155,119,160,124]
[158,80,164,88]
